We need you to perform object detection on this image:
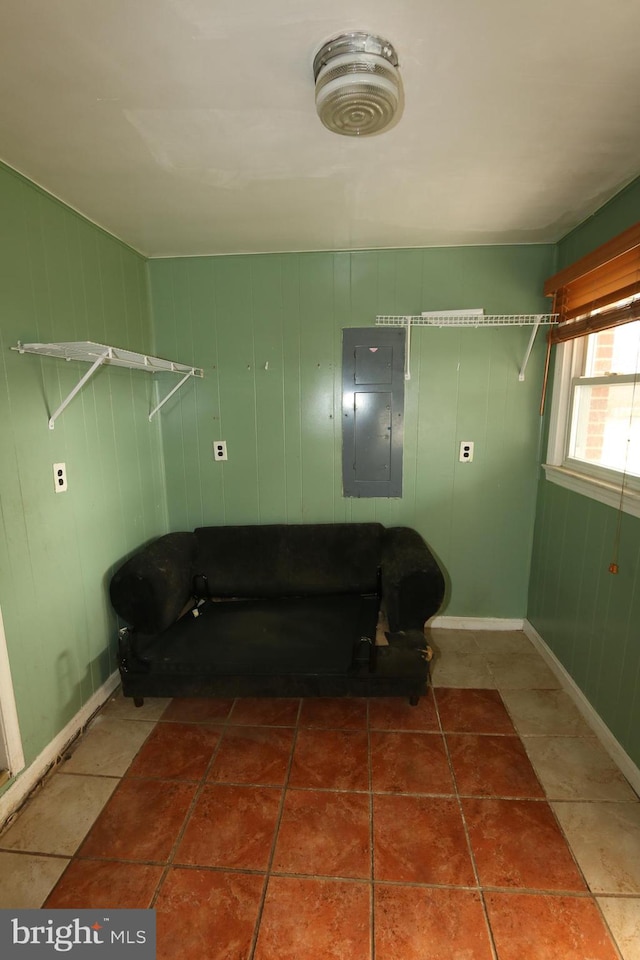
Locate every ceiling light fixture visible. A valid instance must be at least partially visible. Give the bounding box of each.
[313,32,401,137]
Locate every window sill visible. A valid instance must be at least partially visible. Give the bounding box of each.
[543,464,640,519]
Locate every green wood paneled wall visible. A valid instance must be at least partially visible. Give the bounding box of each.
[528,176,640,768]
[150,243,554,618]
[0,163,167,778]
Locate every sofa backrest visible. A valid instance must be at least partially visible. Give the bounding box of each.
[193,523,383,598]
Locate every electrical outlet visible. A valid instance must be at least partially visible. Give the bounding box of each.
[53,462,67,492]
[459,441,474,463]
[213,441,228,461]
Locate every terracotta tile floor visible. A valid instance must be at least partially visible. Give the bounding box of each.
[1,629,639,959]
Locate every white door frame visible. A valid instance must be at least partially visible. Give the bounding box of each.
[0,605,25,777]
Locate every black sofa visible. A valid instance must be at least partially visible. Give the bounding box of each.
[109,523,445,705]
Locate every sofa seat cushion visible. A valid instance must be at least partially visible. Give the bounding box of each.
[133,593,379,676]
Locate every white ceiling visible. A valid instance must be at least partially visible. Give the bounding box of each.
[2,0,640,258]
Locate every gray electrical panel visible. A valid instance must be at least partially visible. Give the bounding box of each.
[342,327,406,498]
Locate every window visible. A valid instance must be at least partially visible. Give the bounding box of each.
[544,224,640,517]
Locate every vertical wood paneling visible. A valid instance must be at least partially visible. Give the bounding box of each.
[251,256,288,522]
[528,175,640,768]
[215,257,260,523]
[0,163,167,774]
[621,558,640,748]
[331,253,353,525]
[151,243,554,619]
[529,481,640,765]
[298,254,338,521]
[185,258,221,527]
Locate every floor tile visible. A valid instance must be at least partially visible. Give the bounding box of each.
[228,698,300,727]
[597,896,640,960]
[0,852,69,908]
[500,689,594,737]
[370,731,454,795]
[6,628,636,958]
[375,885,494,960]
[299,698,368,730]
[428,631,496,689]
[160,697,234,723]
[78,778,196,862]
[487,652,561,690]
[463,798,586,891]
[368,694,439,731]
[289,729,369,791]
[208,726,294,786]
[552,801,640,894]
[0,773,118,855]
[474,630,540,657]
[254,875,370,960]
[45,859,163,908]
[524,737,638,801]
[373,794,475,886]
[100,691,172,721]
[427,628,481,651]
[155,868,264,960]
[272,789,370,879]
[447,734,545,798]
[126,721,222,781]
[61,716,155,777]
[485,891,619,960]
[175,784,281,871]
[435,687,516,734]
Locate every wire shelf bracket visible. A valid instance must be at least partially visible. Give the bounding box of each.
[11,341,204,430]
[375,313,557,381]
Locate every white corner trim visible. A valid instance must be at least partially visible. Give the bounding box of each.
[428,616,525,631]
[0,671,120,828]
[0,606,25,776]
[523,620,640,797]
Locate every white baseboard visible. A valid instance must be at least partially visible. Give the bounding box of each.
[0,671,120,827]
[429,616,525,631]
[523,620,640,797]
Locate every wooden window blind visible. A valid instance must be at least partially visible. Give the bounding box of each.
[545,221,640,344]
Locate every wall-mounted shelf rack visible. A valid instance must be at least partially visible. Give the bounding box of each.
[375,313,557,381]
[12,341,204,430]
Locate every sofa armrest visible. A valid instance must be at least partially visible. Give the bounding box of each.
[380,527,445,632]
[109,532,197,634]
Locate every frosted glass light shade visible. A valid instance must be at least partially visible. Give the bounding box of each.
[313,33,400,137]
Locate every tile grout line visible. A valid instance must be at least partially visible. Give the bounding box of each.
[544,794,628,959]
[34,706,168,903]
[367,698,375,960]
[593,900,626,960]
[4,682,635,958]
[145,702,233,910]
[246,697,303,960]
[154,699,301,896]
[437,680,627,958]
[430,684,500,960]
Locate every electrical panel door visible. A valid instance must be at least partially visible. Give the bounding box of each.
[342,327,405,497]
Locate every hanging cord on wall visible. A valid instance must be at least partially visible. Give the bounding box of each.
[609,325,640,574]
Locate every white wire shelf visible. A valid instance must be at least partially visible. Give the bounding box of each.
[374,313,557,381]
[12,341,204,429]
[376,313,556,327]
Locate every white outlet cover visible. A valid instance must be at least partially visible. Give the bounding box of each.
[459,441,474,463]
[213,441,228,461]
[53,462,67,492]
